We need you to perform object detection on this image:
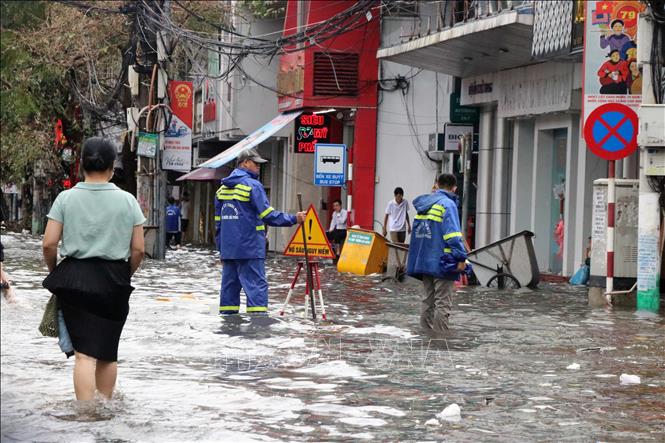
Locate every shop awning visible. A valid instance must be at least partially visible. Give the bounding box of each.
[376,9,533,78]
[176,166,231,181]
[178,111,302,180]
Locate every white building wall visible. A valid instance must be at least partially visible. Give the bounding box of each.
[490,117,512,242]
[375,17,453,235]
[476,107,494,248]
[510,119,535,234]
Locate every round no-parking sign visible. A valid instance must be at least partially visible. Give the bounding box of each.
[583,103,638,161]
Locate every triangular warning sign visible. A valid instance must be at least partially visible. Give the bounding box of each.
[284,204,335,259]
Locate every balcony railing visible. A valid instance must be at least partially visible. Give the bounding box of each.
[532,0,584,60]
[449,0,533,26]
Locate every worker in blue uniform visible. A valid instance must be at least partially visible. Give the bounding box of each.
[406,173,468,332]
[215,148,306,315]
[165,197,182,249]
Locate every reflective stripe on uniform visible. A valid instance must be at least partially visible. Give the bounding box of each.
[415,204,446,223]
[443,231,463,240]
[429,204,445,217]
[214,215,221,221]
[444,247,452,253]
[219,305,240,311]
[216,185,251,202]
[256,225,265,231]
[415,214,443,222]
[259,207,274,219]
[246,306,267,312]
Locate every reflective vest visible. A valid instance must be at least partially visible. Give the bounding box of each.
[406,190,467,280]
[214,167,296,259]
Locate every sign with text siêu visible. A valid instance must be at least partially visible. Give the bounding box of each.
[295,113,330,153]
[314,143,346,187]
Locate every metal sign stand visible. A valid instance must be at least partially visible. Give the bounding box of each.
[278,260,327,320]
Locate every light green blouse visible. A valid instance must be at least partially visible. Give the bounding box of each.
[47,182,146,260]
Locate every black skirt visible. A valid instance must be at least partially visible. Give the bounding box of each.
[43,257,134,362]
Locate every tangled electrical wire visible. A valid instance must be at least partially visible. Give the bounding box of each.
[643,0,665,207]
[55,0,412,130]
[644,0,665,104]
[138,0,377,59]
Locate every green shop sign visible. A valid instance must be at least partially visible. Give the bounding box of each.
[450,92,479,124]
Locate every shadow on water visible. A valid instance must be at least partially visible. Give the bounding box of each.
[1,231,664,441]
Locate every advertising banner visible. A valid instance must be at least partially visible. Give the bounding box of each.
[165,81,193,171]
[137,131,158,158]
[583,1,645,125]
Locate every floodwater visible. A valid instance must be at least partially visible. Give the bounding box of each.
[1,230,664,442]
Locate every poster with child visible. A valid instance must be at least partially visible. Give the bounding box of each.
[583,1,645,122]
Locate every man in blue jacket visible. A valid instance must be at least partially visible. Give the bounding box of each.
[406,173,467,332]
[215,148,306,315]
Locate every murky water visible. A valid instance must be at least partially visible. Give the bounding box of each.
[2,230,664,441]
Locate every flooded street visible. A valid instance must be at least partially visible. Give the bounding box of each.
[1,230,664,442]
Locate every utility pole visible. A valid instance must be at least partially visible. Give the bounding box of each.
[131,0,169,259]
[636,12,662,312]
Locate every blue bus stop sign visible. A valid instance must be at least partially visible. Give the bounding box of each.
[583,103,638,161]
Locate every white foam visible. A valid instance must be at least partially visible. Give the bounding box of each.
[595,374,616,378]
[566,363,581,370]
[518,409,537,413]
[528,397,553,401]
[344,325,417,339]
[293,360,367,378]
[263,378,337,392]
[339,417,387,427]
[619,374,641,385]
[425,418,440,426]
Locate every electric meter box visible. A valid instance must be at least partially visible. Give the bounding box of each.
[588,179,638,289]
[638,104,665,147]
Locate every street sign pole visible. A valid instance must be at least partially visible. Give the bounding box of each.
[461,133,471,239]
[297,194,317,320]
[606,160,615,301]
[583,102,638,304]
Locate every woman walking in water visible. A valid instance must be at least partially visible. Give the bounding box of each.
[42,137,145,401]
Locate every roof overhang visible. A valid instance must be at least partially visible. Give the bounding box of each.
[377,10,534,78]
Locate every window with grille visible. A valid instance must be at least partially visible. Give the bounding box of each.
[313,52,359,97]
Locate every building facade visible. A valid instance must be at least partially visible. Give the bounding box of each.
[378,0,642,276]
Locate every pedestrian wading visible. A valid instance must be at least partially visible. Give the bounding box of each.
[215,148,306,315]
[42,137,145,401]
[407,174,468,332]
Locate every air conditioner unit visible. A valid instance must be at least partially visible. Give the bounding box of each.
[428,133,445,151]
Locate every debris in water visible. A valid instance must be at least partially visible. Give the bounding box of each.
[619,374,641,385]
[436,403,461,422]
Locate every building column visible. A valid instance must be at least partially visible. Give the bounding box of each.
[475,107,494,248]
[562,115,580,276]
[490,116,511,242]
[352,107,378,229]
[510,119,535,234]
[531,128,554,271]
